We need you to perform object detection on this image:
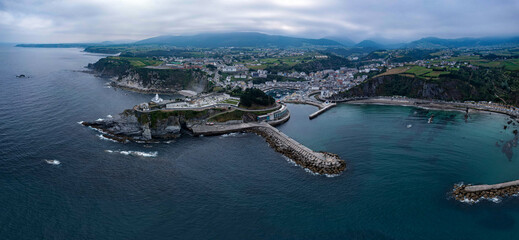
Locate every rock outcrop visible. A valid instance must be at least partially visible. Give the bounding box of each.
[333,75,477,101]
[82,109,183,142]
[87,57,208,93]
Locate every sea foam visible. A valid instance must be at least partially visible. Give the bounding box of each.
[105,150,158,158]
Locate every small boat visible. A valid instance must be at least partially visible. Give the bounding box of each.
[45,159,60,165]
[407,124,412,128]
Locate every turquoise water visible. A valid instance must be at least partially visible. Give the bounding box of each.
[1,46,519,239]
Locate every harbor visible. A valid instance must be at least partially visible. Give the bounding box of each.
[282,99,336,119]
[190,112,345,175]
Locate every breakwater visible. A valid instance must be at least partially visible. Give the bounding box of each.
[309,103,336,119]
[248,124,345,175]
[191,120,345,175]
[282,100,336,120]
[452,180,519,203]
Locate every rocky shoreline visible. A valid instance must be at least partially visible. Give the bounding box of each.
[82,108,346,175]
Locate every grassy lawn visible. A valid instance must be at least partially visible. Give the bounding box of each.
[208,109,276,122]
[219,99,240,105]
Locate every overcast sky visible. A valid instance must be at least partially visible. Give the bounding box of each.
[1,0,518,43]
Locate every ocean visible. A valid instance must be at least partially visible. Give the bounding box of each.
[1,46,519,239]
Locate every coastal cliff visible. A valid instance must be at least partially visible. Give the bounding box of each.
[88,57,208,93]
[82,108,221,142]
[333,67,519,105]
[334,74,478,101]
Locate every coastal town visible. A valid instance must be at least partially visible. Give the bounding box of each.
[126,47,519,103]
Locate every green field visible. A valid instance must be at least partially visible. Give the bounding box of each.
[403,65,450,79]
[424,71,449,77]
[444,56,519,71]
[405,66,433,76]
[236,53,315,70]
[108,56,162,68]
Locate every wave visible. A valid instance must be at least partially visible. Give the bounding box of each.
[44,159,60,165]
[98,134,118,142]
[77,121,84,125]
[105,150,158,157]
[220,132,243,138]
[282,156,340,178]
[452,183,505,204]
[459,196,502,204]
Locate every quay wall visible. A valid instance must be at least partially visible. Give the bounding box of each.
[283,100,323,108]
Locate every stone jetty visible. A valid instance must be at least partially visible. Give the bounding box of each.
[248,123,345,175]
[192,121,345,175]
[452,180,519,202]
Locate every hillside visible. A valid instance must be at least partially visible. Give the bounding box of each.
[333,66,519,105]
[406,36,519,49]
[264,54,353,73]
[135,32,343,48]
[89,57,208,93]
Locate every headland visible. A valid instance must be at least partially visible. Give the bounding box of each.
[82,90,345,175]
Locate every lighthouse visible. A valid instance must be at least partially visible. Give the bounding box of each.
[151,94,163,103]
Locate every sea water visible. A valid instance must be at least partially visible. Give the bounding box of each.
[1,46,519,239]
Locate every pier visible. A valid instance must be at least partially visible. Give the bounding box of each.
[309,103,336,119]
[190,119,345,175]
[282,100,336,120]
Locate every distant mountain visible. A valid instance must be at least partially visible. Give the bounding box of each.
[355,40,385,49]
[135,32,343,48]
[325,36,356,47]
[406,36,519,49]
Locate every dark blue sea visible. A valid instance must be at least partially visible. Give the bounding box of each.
[1,46,519,239]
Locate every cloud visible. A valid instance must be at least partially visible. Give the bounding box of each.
[0,0,518,43]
